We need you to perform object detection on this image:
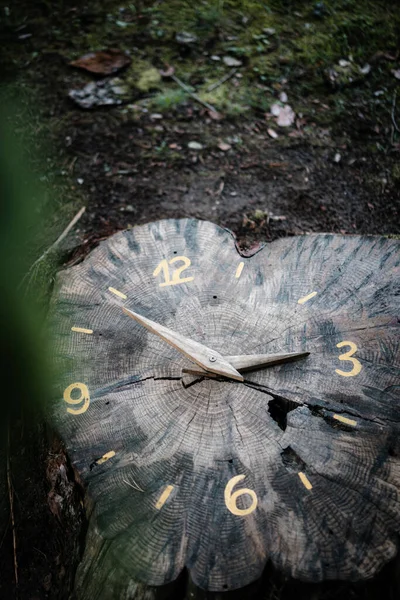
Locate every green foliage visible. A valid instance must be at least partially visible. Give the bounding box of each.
[149,89,188,111]
[0,103,53,426]
[199,83,250,115]
[136,67,162,92]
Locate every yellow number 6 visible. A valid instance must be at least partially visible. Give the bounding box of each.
[335,341,362,377]
[63,383,90,414]
[224,475,258,516]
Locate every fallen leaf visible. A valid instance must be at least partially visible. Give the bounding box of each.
[267,128,278,139]
[217,141,231,151]
[69,49,131,75]
[223,56,242,67]
[208,110,224,120]
[216,181,225,195]
[268,162,288,168]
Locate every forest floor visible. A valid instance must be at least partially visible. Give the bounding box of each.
[1,1,400,599]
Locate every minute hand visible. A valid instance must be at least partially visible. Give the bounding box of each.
[225,352,310,371]
[182,352,309,377]
[122,308,244,381]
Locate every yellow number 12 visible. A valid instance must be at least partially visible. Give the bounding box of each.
[153,256,194,287]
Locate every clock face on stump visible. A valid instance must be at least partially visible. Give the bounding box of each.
[50,218,400,593]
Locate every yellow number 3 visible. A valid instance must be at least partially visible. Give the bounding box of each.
[335,341,362,377]
[63,383,90,414]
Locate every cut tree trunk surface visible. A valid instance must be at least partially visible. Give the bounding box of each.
[48,219,400,599]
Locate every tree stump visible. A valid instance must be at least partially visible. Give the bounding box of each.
[49,219,400,599]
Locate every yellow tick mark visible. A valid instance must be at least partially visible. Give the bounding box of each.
[155,485,174,510]
[333,414,357,427]
[108,287,127,299]
[298,472,313,490]
[298,291,318,304]
[235,262,245,279]
[96,451,116,465]
[71,327,93,334]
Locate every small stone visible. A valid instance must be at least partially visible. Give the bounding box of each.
[359,64,371,75]
[111,85,126,95]
[277,105,295,127]
[217,142,231,151]
[334,153,341,163]
[230,191,238,197]
[270,103,281,117]
[176,31,197,44]
[188,141,203,150]
[223,56,242,67]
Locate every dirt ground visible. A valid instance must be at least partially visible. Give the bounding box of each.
[1,0,400,598]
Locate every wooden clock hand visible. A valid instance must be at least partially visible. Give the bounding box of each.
[122,307,244,381]
[182,351,309,377]
[226,352,310,371]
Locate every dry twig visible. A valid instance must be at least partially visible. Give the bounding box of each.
[171,74,217,113]
[7,420,18,589]
[18,206,86,291]
[206,69,237,92]
[391,90,400,133]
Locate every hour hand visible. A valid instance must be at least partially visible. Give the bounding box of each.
[182,352,309,377]
[122,308,244,381]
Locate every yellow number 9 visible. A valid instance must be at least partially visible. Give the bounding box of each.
[335,341,362,377]
[63,383,90,414]
[224,475,258,516]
